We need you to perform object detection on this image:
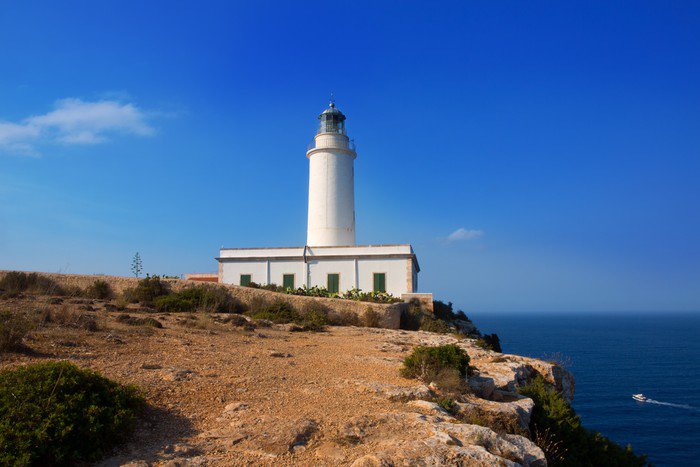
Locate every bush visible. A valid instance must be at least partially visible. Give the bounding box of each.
[298,302,329,331]
[115,314,163,328]
[419,316,453,334]
[0,272,65,296]
[42,306,102,332]
[249,300,299,323]
[154,294,196,313]
[363,306,382,327]
[85,280,113,299]
[518,376,647,466]
[401,344,471,383]
[0,361,144,465]
[0,311,35,351]
[249,301,327,331]
[400,299,425,330]
[474,334,502,352]
[433,300,456,321]
[152,285,244,314]
[434,396,458,415]
[327,309,362,327]
[123,275,170,304]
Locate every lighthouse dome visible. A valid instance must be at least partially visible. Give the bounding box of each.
[317,102,346,135]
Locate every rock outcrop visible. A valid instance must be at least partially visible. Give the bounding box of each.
[1,286,574,466]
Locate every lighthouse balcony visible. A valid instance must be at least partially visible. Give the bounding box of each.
[307,137,356,152]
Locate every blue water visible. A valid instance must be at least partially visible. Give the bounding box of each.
[470,312,700,466]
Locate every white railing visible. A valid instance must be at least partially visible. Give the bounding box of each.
[307,138,356,152]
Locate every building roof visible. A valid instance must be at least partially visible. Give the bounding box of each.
[216,244,420,272]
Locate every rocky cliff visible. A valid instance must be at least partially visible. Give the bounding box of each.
[0,273,574,466]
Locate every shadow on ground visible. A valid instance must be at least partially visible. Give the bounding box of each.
[98,405,198,466]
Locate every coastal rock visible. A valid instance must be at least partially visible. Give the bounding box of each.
[356,381,434,401]
[341,412,545,466]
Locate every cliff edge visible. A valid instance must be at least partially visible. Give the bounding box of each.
[0,272,577,466]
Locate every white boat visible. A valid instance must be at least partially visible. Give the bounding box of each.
[632,393,648,402]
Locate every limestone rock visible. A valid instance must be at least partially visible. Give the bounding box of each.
[350,454,392,467]
[407,399,451,416]
[315,442,346,461]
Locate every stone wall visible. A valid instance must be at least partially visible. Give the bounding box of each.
[0,270,403,329]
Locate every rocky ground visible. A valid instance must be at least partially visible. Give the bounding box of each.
[1,294,573,466]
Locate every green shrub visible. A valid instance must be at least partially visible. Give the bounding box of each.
[400,299,425,330]
[518,376,647,466]
[0,311,35,351]
[433,300,456,321]
[152,285,244,313]
[85,280,113,299]
[474,334,502,352]
[341,287,402,303]
[249,301,327,331]
[301,309,327,331]
[419,316,453,334]
[0,361,144,465]
[154,294,196,313]
[249,300,299,323]
[123,275,170,304]
[401,344,470,382]
[298,302,328,331]
[0,272,65,296]
[434,396,458,415]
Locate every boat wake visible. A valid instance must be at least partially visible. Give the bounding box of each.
[642,399,700,411]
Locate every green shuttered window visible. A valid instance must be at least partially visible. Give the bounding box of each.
[327,273,340,294]
[373,273,386,293]
[283,274,295,290]
[240,274,252,287]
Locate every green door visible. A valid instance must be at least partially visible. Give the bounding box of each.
[283,274,295,290]
[373,273,386,293]
[240,274,252,286]
[327,273,340,294]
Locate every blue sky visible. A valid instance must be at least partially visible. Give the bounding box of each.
[1,1,698,312]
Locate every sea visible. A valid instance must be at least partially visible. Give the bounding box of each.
[470,311,700,466]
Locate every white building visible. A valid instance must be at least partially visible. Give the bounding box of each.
[216,102,422,298]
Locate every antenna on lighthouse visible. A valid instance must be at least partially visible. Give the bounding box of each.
[330,92,335,107]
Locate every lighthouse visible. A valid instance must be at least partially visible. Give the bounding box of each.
[213,100,426,300]
[306,101,356,247]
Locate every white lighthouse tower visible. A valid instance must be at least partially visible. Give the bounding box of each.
[306,101,356,247]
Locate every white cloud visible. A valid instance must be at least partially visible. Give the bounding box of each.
[446,228,484,242]
[0,98,155,155]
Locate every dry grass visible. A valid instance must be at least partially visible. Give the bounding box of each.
[39,305,103,332]
[181,313,219,331]
[362,306,382,328]
[0,310,35,351]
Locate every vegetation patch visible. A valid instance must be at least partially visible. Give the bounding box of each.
[123,275,170,305]
[245,282,402,303]
[401,344,471,393]
[0,272,66,296]
[40,306,102,332]
[85,280,113,299]
[362,306,382,328]
[419,316,453,334]
[0,311,35,351]
[518,376,647,466]
[0,361,144,465]
[115,314,163,328]
[248,300,327,331]
[474,334,502,352]
[153,284,244,313]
